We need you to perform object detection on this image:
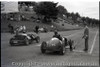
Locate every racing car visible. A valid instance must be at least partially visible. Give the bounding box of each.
[9,33,40,46]
[41,37,74,55]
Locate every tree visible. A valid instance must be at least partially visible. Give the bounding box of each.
[34,2,58,23]
[81,17,86,22]
[18,2,37,6]
[57,5,68,18]
[66,12,71,18]
[70,12,77,23]
[75,12,80,18]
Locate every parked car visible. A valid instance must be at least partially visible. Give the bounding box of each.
[9,33,40,46]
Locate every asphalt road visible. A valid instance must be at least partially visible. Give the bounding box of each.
[1,29,99,67]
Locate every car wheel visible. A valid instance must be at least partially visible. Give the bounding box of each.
[60,46,66,55]
[41,41,47,53]
[10,43,14,46]
[36,36,40,43]
[9,39,14,46]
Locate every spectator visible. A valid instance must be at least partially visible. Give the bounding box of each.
[22,25,26,33]
[8,24,14,34]
[10,25,14,34]
[21,15,25,21]
[20,26,23,30]
[16,28,19,35]
[35,25,39,34]
[8,23,10,28]
[82,25,89,52]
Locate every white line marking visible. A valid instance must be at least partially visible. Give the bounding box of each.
[73,50,84,53]
[89,31,98,54]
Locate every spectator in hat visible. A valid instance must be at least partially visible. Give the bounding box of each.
[82,24,89,52]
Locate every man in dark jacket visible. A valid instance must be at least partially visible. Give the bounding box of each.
[35,25,39,34]
[82,25,89,52]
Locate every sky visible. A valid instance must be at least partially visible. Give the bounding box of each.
[57,0,99,20]
[1,0,99,19]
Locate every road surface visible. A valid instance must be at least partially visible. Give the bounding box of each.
[1,29,99,67]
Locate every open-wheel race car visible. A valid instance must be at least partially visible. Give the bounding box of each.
[9,33,40,46]
[41,37,74,55]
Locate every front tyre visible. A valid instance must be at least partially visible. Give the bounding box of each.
[10,42,14,46]
[36,36,40,43]
[41,41,47,53]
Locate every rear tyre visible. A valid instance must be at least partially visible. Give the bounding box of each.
[60,46,66,55]
[25,38,29,45]
[41,41,47,53]
[36,36,40,43]
[9,39,14,46]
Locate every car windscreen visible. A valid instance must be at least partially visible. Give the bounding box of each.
[14,35,26,40]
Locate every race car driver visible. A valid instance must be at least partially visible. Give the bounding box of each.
[53,30,62,41]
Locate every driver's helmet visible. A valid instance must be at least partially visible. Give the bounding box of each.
[54,30,58,35]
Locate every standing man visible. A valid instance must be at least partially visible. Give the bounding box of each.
[8,24,14,34]
[16,28,19,35]
[82,25,89,52]
[35,25,39,34]
[10,25,14,34]
[22,25,26,33]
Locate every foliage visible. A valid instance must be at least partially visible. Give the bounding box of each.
[18,1,99,27]
[57,5,68,15]
[34,2,58,23]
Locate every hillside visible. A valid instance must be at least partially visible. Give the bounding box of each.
[1,12,82,33]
